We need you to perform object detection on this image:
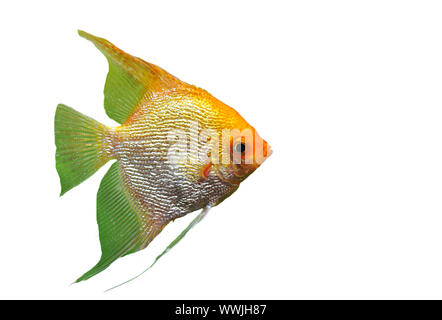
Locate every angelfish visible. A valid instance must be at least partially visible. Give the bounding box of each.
[55,30,272,283]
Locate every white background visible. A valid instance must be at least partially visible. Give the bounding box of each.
[1,0,442,299]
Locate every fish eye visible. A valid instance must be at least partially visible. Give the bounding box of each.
[234,142,246,154]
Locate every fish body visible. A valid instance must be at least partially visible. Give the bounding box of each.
[112,87,242,219]
[55,31,271,282]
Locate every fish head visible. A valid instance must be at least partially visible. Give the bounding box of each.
[211,111,272,185]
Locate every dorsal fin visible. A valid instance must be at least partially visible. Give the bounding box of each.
[78,30,183,124]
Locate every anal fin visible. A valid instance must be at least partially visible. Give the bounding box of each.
[75,162,167,282]
[105,206,211,291]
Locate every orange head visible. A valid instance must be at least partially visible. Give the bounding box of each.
[209,104,272,185]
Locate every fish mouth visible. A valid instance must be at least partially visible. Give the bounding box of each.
[262,140,272,159]
[254,142,272,165]
[212,139,272,185]
[265,144,273,158]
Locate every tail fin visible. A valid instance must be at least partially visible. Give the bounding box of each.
[55,104,112,195]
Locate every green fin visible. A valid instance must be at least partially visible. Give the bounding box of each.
[105,206,211,291]
[55,104,111,196]
[78,30,183,124]
[75,162,167,282]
